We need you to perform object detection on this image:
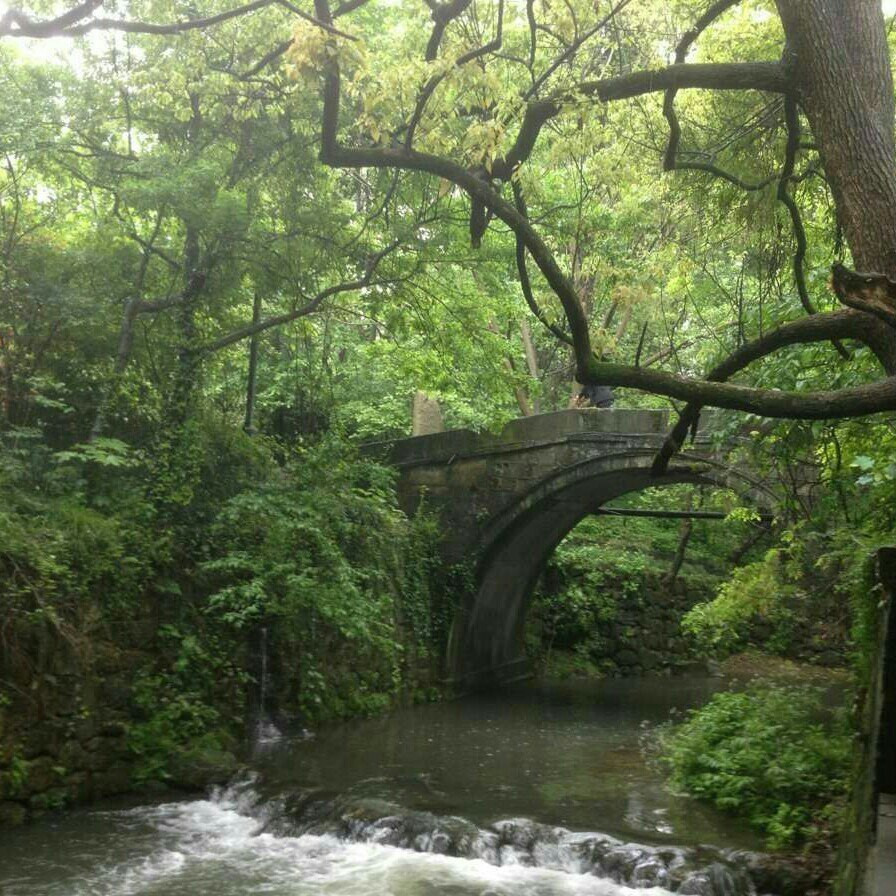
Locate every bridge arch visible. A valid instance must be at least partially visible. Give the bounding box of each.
[447,451,775,687]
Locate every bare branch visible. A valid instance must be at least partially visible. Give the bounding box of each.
[1,0,355,40]
[191,241,399,354]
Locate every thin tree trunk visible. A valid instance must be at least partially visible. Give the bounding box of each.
[665,492,694,586]
[519,318,541,414]
[488,320,533,416]
[243,291,263,434]
[90,299,142,441]
[170,225,202,427]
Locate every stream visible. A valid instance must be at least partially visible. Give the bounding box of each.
[0,677,800,896]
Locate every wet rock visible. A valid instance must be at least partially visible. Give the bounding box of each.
[679,871,716,895]
[168,746,239,791]
[598,843,651,884]
[24,756,58,795]
[269,785,802,896]
[0,801,26,826]
[92,762,133,796]
[679,862,753,896]
[632,855,671,888]
[469,830,500,864]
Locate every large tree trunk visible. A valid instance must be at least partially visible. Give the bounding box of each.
[777,0,896,276]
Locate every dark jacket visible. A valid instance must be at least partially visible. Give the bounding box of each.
[579,384,614,408]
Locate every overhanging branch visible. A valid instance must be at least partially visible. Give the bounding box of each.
[1,0,355,39]
[495,61,788,178]
[313,0,896,423]
[651,306,896,473]
[589,359,896,419]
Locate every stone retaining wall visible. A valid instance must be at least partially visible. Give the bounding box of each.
[0,637,146,826]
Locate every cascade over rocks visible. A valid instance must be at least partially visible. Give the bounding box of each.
[225,776,819,896]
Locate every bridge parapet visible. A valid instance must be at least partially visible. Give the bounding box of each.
[373,408,720,468]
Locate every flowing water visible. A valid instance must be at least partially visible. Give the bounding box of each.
[0,677,795,896]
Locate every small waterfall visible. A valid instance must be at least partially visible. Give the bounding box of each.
[253,624,282,748]
[259,625,268,714]
[240,786,802,896]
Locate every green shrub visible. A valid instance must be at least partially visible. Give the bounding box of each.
[681,549,799,656]
[126,624,241,784]
[659,685,850,848]
[200,436,441,721]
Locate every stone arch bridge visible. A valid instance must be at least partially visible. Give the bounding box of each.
[365,408,773,688]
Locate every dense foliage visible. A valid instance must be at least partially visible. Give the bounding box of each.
[0,421,442,786]
[659,685,851,848]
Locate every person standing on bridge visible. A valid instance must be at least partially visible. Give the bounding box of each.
[577,383,614,409]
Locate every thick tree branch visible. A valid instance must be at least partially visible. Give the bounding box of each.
[494,61,788,178]
[650,307,896,473]
[424,0,472,62]
[590,360,896,419]
[1,0,354,39]
[666,161,777,191]
[776,94,848,360]
[313,0,896,424]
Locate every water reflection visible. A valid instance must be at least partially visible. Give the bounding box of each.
[254,676,762,848]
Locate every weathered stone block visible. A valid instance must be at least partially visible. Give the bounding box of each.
[406,467,449,488]
[0,801,26,826]
[412,391,444,436]
[64,771,90,802]
[92,762,132,796]
[59,740,89,771]
[448,459,488,488]
[24,756,58,795]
